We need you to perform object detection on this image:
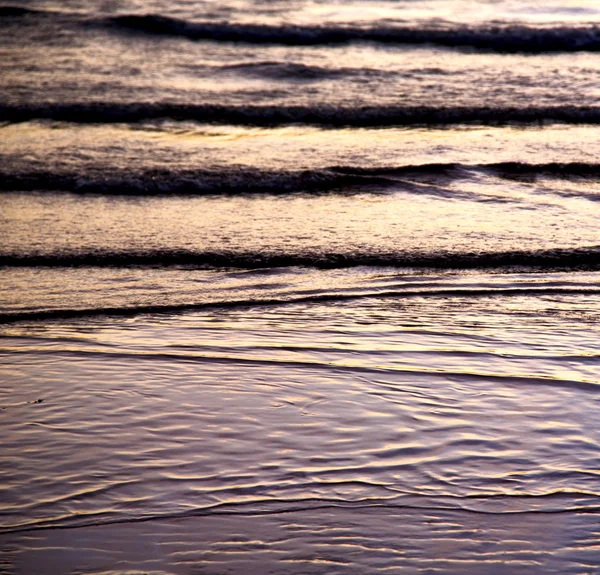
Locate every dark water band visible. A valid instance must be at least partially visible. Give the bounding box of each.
[3,103,600,127]
[2,246,600,271]
[0,162,599,196]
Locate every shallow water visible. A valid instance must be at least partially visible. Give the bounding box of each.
[2,288,600,573]
[1,0,600,573]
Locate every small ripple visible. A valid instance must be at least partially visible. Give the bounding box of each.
[3,347,599,393]
[26,479,141,510]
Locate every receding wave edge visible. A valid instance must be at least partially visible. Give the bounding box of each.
[1,490,599,535]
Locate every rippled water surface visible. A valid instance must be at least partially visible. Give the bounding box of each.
[2,287,600,573]
[2,0,600,573]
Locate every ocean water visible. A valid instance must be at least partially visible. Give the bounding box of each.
[1,1,600,573]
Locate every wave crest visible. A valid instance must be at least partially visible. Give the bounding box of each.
[3,103,600,127]
[2,246,600,271]
[1,163,599,196]
[3,8,600,52]
[105,14,600,53]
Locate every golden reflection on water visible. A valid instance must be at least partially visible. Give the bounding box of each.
[2,1,600,573]
[3,121,600,170]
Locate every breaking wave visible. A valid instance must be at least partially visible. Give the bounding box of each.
[4,6,600,53]
[107,15,600,53]
[1,163,599,196]
[102,14,600,53]
[2,246,600,271]
[2,102,600,127]
[0,165,430,195]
